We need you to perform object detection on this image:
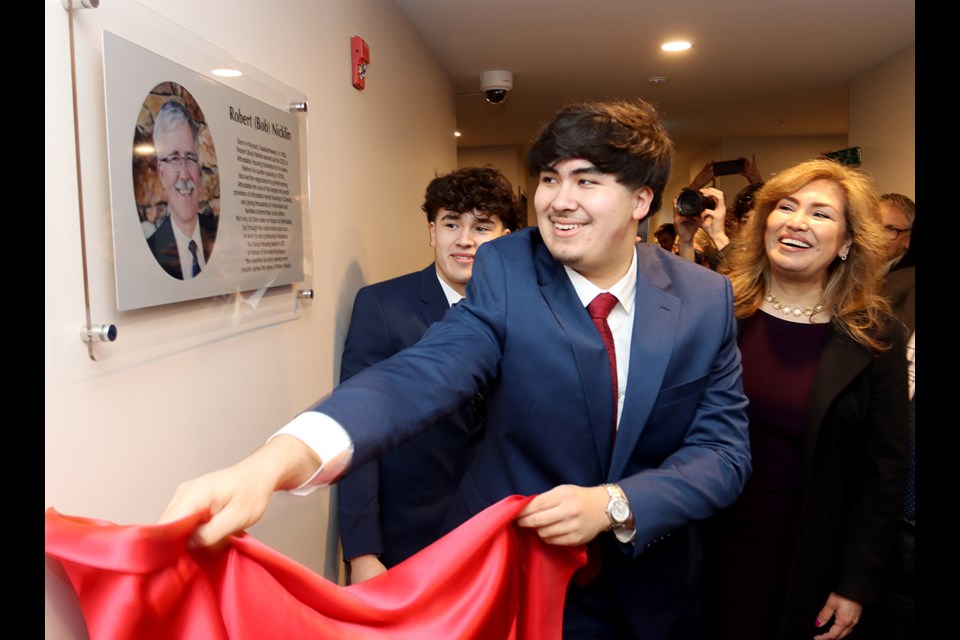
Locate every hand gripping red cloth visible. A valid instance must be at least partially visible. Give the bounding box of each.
[45,495,586,640]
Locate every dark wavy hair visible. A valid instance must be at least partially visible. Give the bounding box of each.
[723,159,892,352]
[525,99,673,215]
[421,166,521,230]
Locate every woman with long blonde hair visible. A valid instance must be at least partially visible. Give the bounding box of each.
[701,159,908,640]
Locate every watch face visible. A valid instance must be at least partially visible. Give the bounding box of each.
[610,499,630,523]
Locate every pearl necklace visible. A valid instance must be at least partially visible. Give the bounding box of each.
[765,292,824,318]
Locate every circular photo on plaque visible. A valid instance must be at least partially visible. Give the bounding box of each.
[132,82,220,280]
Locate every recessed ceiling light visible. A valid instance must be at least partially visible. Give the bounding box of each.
[647,76,669,85]
[212,68,243,78]
[661,41,692,52]
[454,131,462,138]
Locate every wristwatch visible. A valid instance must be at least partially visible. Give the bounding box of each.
[604,483,631,532]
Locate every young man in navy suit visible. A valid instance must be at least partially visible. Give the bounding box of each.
[163,99,751,639]
[337,167,520,584]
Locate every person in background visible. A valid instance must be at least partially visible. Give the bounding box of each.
[860,213,915,639]
[337,166,519,584]
[674,187,727,268]
[675,181,764,271]
[653,222,678,252]
[690,228,717,267]
[160,99,752,639]
[699,158,908,640]
[878,193,914,273]
[725,181,764,238]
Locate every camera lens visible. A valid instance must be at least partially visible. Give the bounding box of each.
[484,89,508,104]
[677,189,717,217]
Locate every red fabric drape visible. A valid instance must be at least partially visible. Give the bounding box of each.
[45,495,586,640]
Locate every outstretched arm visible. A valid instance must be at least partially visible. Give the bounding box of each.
[688,161,715,191]
[159,434,321,547]
[741,156,763,184]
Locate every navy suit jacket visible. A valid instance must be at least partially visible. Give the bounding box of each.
[336,264,483,567]
[147,211,218,280]
[317,227,751,637]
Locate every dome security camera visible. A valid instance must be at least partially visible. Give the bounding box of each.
[480,70,513,105]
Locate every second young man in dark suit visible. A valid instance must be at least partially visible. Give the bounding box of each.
[337,166,520,583]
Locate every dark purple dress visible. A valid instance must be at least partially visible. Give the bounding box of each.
[701,310,832,640]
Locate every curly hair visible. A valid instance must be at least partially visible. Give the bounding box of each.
[525,99,673,216]
[722,158,893,352]
[421,166,521,230]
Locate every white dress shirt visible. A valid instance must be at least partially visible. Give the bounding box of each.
[562,250,637,428]
[435,271,465,308]
[170,214,207,279]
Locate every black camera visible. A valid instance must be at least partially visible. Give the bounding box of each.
[677,189,717,217]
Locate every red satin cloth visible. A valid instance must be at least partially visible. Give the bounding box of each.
[45,495,586,640]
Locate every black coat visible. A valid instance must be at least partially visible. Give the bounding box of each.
[765,317,909,638]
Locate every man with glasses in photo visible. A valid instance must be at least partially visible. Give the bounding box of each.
[147,99,218,280]
[879,193,914,273]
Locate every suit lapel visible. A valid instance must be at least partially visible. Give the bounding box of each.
[534,242,615,474]
[610,246,681,479]
[155,217,184,279]
[419,263,450,326]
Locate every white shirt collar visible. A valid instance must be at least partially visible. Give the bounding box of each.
[168,212,206,277]
[435,270,465,307]
[563,248,637,315]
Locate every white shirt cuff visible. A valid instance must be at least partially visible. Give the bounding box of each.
[615,524,638,544]
[269,412,354,496]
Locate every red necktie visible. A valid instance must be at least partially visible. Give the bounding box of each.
[587,292,619,440]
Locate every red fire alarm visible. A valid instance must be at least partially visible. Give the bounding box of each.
[351,36,370,90]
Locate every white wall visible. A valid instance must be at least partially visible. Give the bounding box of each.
[45,0,455,637]
[850,45,915,199]
[458,146,522,188]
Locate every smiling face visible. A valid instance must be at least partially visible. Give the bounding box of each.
[155,120,201,236]
[764,178,852,287]
[535,158,652,289]
[429,209,509,295]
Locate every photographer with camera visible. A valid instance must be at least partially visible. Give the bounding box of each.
[675,157,763,270]
[675,186,728,262]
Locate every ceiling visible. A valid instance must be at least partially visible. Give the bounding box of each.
[394,0,915,167]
